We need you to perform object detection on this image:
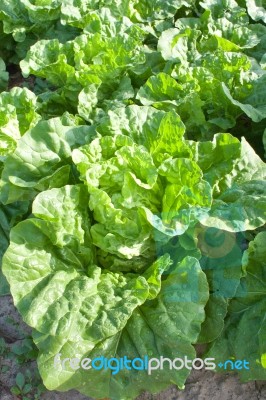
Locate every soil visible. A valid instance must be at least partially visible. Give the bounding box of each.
[7,64,35,91]
[1,294,266,400]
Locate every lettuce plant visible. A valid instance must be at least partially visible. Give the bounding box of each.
[2,107,266,399]
[0,1,266,399]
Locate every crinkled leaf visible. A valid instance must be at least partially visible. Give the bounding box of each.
[0,117,95,204]
[27,253,208,399]
[0,200,29,295]
[206,232,266,380]
[246,0,266,23]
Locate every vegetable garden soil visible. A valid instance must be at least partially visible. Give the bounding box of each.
[1,294,266,400]
[7,65,35,91]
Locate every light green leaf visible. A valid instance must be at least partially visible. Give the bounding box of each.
[0,86,39,132]
[158,27,200,64]
[77,81,101,121]
[0,117,94,204]
[96,105,167,148]
[149,111,192,164]
[222,81,266,122]
[246,0,266,23]
[136,72,184,108]
[73,132,212,258]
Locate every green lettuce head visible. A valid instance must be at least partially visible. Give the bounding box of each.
[2,108,266,398]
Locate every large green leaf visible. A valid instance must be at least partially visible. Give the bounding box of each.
[0,116,95,203]
[246,0,266,23]
[0,0,61,45]
[3,193,208,397]
[2,185,209,399]
[0,86,39,134]
[0,87,40,157]
[222,80,266,123]
[192,135,266,231]
[0,200,29,295]
[197,228,247,343]
[206,232,266,380]
[47,256,208,400]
